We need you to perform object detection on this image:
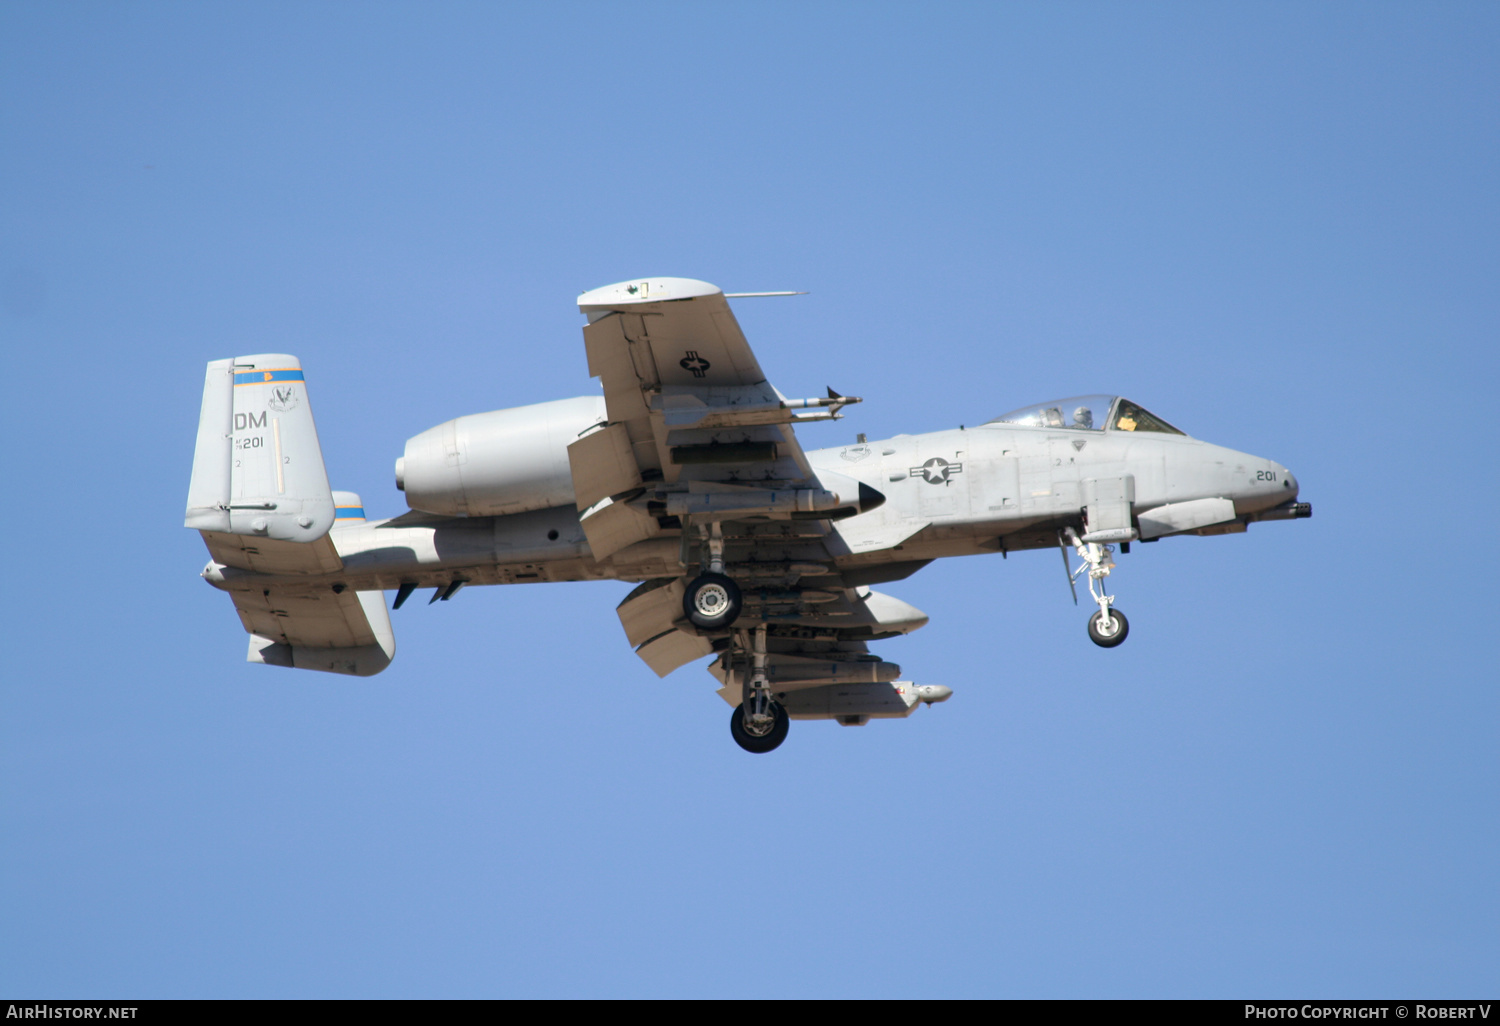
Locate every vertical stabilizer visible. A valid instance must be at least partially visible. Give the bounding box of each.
[185,359,234,532]
[185,354,336,542]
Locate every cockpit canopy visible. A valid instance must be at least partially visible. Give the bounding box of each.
[987,395,1185,435]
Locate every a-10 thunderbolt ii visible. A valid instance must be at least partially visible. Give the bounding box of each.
[185,277,1311,753]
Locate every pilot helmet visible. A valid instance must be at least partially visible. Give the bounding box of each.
[1073,406,1094,428]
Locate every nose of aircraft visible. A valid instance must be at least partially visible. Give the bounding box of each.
[1223,449,1303,515]
[915,684,952,705]
[1226,453,1311,522]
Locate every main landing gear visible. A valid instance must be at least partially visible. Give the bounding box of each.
[730,624,788,753]
[684,573,741,629]
[683,521,743,629]
[1064,527,1130,648]
[731,700,789,754]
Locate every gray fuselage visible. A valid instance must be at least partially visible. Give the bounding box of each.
[204,419,1298,597]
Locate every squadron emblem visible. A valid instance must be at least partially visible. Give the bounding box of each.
[268,386,299,412]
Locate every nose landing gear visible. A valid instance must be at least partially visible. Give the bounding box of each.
[1087,607,1129,647]
[1063,527,1130,648]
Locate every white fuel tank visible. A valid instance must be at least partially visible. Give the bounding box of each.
[396,396,606,517]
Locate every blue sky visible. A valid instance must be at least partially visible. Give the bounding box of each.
[2,1,1496,998]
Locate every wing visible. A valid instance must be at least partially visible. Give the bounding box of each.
[570,278,866,562]
[571,278,922,700]
[577,277,809,483]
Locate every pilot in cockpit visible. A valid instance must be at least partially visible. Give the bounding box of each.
[1072,406,1094,430]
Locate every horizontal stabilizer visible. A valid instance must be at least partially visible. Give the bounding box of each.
[234,587,395,677]
[198,489,368,576]
[248,636,393,677]
[201,531,342,576]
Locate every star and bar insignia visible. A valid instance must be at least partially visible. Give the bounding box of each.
[910,456,963,485]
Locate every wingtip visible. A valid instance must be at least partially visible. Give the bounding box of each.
[578,278,722,309]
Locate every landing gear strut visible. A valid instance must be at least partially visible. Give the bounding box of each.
[683,521,743,629]
[730,625,788,753]
[1064,527,1130,648]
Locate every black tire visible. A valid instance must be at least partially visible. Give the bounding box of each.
[683,572,743,629]
[1088,608,1130,648]
[730,701,789,754]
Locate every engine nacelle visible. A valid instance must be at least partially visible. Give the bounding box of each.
[396,396,605,517]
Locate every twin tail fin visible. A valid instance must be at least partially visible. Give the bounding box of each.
[185,354,336,540]
[187,355,395,676]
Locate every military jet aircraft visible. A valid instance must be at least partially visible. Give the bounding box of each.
[185,277,1311,753]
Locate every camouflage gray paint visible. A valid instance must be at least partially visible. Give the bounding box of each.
[188,279,1310,752]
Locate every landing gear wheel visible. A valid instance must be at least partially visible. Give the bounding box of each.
[1088,608,1130,648]
[731,700,790,754]
[683,572,742,629]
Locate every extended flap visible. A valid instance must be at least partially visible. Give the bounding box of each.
[569,423,644,511]
[635,629,713,678]
[617,578,687,648]
[580,497,660,563]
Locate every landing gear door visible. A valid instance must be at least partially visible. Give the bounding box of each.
[1082,475,1136,541]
